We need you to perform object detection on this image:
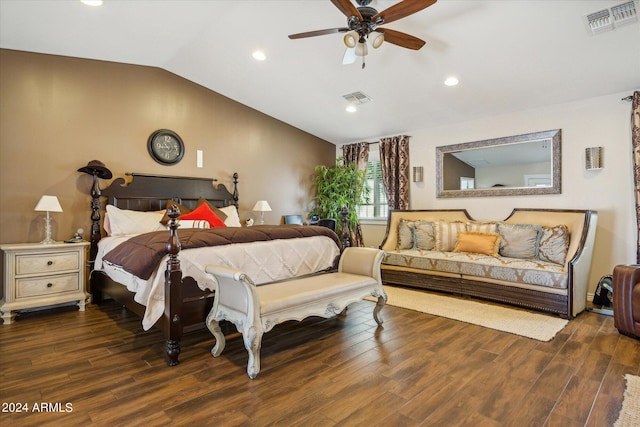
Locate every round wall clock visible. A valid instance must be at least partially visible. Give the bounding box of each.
[147,129,185,165]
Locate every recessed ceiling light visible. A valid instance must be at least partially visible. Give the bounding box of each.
[444,77,459,86]
[81,0,103,6]
[252,51,266,61]
[346,105,357,113]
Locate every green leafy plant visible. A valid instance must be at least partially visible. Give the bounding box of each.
[310,158,369,239]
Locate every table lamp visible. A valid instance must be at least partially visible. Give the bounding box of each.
[34,195,63,244]
[252,200,271,225]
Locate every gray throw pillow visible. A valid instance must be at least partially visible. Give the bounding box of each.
[414,221,435,250]
[497,222,542,259]
[397,219,415,250]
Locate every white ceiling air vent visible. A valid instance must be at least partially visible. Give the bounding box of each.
[585,1,637,35]
[342,91,373,105]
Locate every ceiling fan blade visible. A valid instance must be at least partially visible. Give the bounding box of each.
[377,28,426,50]
[342,47,356,64]
[288,27,349,39]
[330,0,362,20]
[373,0,437,25]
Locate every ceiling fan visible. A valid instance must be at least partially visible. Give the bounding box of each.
[288,0,437,67]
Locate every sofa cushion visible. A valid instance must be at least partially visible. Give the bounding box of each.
[466,221,497,234]
[435,221,467,251]
[397,219,415,250]
[454,231,500,256]
[415,221,435,250]
[538,225,570,265]
[497,222,542,259]
[383,249,567,289]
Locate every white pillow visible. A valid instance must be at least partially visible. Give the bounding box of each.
[219,205,241,227]
[105,205,166,236]
[176,219,211,229]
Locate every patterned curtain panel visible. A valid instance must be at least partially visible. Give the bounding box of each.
[342,142,370,171]
[380,135,411,210]
[341,142,370,247]
[632,91,640,263]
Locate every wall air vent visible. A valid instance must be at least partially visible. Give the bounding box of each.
[585,1,637,35]
[342,91,373,105]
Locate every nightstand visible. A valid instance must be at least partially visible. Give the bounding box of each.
[1,241,89,325]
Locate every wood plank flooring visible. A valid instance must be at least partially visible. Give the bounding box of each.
[1,296,638,426]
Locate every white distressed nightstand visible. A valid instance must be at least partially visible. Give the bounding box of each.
[1,241,89,325]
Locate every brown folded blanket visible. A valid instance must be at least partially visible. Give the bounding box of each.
[102,225,340,280]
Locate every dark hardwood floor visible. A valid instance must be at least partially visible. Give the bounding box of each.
[1,294,638,426]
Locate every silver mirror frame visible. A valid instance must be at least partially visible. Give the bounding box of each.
[436,129,561,198]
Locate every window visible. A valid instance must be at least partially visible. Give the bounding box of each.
[358,151,388,220]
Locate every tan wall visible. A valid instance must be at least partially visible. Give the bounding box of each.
[0,49,335,245]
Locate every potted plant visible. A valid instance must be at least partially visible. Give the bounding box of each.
[310,158,368,246]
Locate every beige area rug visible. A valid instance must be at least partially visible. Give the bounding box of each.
[369,286,569,341]
[615,374,640,427]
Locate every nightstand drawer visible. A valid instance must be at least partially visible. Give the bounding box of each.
[15,251,80,275]
[16,273,80,298]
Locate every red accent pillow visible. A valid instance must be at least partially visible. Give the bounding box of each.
[179,203,226,228]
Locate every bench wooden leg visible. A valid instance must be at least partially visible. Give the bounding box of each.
[373,289,388,325]
[207,318,226,357]
[242,325,263,379]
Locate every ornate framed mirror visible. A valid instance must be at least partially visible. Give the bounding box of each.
[436,129,561,198]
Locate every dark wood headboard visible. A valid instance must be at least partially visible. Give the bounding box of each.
[89,172,239,265]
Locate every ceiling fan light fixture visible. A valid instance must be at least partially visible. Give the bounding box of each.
[344,32,357,48]
[370,33,384,49]
[355,42,368,57]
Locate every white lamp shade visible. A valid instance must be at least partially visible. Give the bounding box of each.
[343,32,357,48]
[252,200,272,212]
[355,42,368,57]
[34,195,63,212]
[371,33,384,49]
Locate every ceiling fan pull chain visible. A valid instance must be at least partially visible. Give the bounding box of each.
[362,55,366,69]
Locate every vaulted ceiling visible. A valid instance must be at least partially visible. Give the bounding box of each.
[1,0,639,145]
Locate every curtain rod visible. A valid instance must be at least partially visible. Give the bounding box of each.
[349,135,413,146]
[342,141,378,146]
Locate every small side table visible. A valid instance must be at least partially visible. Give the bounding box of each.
[1,241,89,325]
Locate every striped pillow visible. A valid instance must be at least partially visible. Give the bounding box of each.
[435,221,467,251]
[466,221,497,234]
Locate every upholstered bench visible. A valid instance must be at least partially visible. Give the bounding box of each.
[204,247,387,378]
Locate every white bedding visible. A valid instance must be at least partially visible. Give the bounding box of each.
[94,234,340,330]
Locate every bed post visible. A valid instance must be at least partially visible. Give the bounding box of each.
[89,173,102,270]
[88,173,104,304]
[232,172,239,209]
[165,205,183,366]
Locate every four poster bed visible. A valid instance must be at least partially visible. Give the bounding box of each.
[89,173,343,366]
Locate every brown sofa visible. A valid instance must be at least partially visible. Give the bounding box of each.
[380,208,598,319]
[613,264,640,339]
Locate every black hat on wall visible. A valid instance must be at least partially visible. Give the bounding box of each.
[77,160,112,179]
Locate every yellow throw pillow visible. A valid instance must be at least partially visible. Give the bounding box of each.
[453,231,501,256]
